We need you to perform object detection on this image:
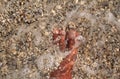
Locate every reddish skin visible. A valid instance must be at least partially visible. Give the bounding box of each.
[59,30,66,51]
[52,28,79,51]
[52,28,61,44]
[51,28,80,79]
[66,29,79,50]
[50,48,78,79]
[52,28,66,51]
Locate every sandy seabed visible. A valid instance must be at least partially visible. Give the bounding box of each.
[0,0,120,79]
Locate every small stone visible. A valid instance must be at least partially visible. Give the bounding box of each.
[11,49,17,55]
[51,9,56,16]
[68,22,76,29]
[0,62,2,67]
[116,48,119,52]
[80,1,85,5]
[118,19,120,22]
[74,0,78,4]
[45,31,49,36]
[56,5,62,9]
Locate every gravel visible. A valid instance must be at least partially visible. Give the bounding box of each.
[0,0,120,79]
